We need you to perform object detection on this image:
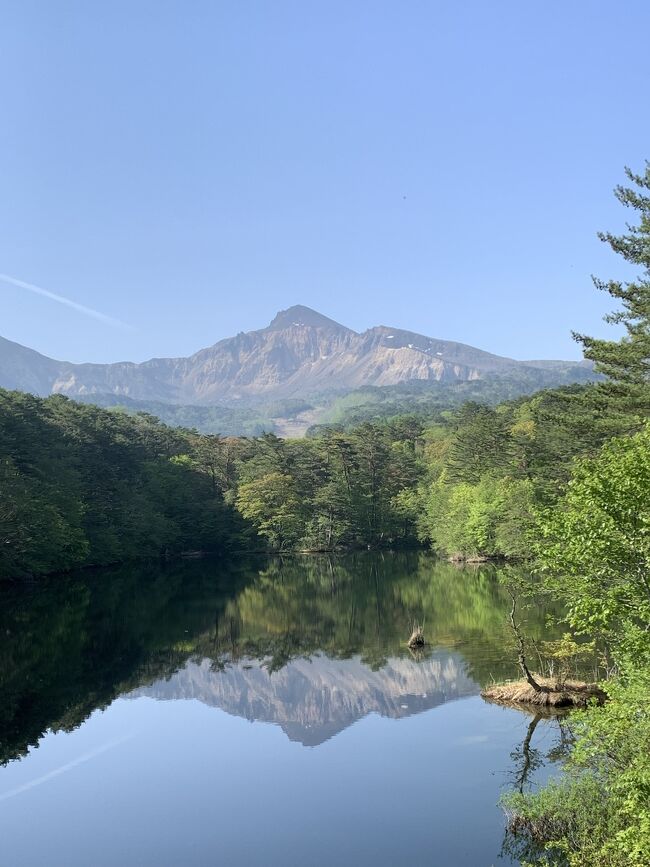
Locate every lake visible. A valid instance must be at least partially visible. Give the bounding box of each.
[0,552,567,866]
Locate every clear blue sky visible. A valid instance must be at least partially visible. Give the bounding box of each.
[1,1,648,363]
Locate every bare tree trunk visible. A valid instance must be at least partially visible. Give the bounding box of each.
[508,591,547,693]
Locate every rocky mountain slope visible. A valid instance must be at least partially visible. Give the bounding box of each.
[0,305,593,405]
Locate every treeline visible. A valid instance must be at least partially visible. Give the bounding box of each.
[0,390,430,578]
[199,417,425,551]
[0,365,642,578]
[409,382,640,559]
[177,380,637,560]
[79,393,315,436]
[8,356,630,574]
[0,391,247,579]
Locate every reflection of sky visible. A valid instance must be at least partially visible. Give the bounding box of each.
[0,692,557,867]
[130,650,479,746]
[0,555,563,865]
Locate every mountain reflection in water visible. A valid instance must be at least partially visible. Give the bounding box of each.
[0,552,558,764]
[1,552,570,867]
[131,651,477,746]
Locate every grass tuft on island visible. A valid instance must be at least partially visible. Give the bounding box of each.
[482,677,606,709]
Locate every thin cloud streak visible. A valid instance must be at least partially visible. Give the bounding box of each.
[0,734,135,802]
[0,273,133,330]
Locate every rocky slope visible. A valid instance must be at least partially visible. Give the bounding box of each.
[0,305,593,405]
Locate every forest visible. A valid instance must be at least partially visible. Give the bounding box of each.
[0,390,250,578]
[0,166,648,865]
[0,374,641,576]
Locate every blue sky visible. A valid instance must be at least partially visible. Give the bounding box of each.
[1,1,648,363]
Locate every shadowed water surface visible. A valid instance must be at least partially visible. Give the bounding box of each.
[0,553,567,866]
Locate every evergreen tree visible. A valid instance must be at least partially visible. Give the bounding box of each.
[573,163,650,417]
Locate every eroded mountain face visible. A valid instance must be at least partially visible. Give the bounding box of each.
[0,304,588,404]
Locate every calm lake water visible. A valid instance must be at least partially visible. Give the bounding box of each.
[0,553,567,866]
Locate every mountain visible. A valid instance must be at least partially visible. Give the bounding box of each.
[0,334,62,395]
[130,651,478,747]
[0,305,594,408]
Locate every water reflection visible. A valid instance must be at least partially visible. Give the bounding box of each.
[131,651,477,746]
[0,552,556,762]
[1,553,575,867]
[499,709,576,864]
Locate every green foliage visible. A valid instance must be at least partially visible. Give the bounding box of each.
[419,474,537,559]
[444,403,513,484]
[488,165,650,867]
[503,426,650,864]
[76,393,285,436]
[236,472,305,550]
[536,425,650,656]
[541,634,597,688]
[573,162,650,418]
[0,389,245,579]
[219,419,429,551]
[504,668,650,867]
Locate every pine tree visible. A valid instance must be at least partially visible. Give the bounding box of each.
[573,163,650,417]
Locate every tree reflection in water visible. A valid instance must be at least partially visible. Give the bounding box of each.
[500,708,576,865]
[0,552,561,763]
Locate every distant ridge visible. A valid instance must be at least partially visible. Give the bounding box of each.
[0,305,594,406]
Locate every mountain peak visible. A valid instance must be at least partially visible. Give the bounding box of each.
[0,309,595,412]
[266,305,349,332]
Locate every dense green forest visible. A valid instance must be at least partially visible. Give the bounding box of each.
[77,393,317,436]
[0,391,250,578]
[0,376,637,578]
